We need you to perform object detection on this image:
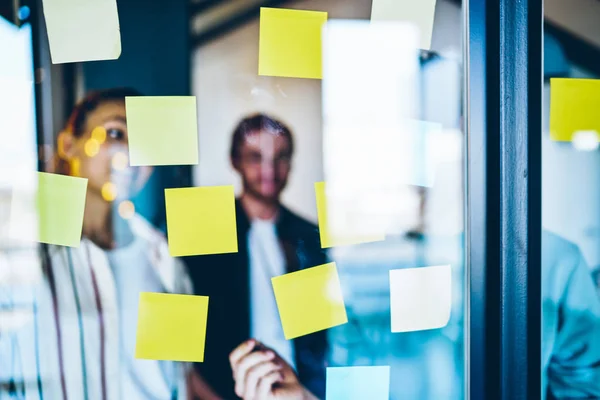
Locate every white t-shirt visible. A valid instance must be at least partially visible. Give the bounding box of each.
[107,235,176,400]
[248,219,296,369]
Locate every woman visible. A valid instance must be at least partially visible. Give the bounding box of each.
[0,88,218,400]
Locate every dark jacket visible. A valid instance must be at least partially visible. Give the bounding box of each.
[186,200,329,399]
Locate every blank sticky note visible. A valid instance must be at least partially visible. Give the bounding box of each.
[326,366,390,400]
[549,78,600,142]
[42,0,121,64]
[135,292,208,362]
[9,172,87,247]
[390,265,451,332]
[165,186,237,256]
[259,7,328,79]
[272,262,347,339]
[125,96,199,166]
[315,182,385,248]
[371,0,437,50]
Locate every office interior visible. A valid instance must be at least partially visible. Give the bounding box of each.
[0,0,599,399]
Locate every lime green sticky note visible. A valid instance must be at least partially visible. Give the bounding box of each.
[9,172,87,247]
[125,96,199,166]
[549,78,600,142]
[315,182,385,248]
[272,262,347,339]
[135,292,209,362]
[43,0,121,64]
[259,7,328,79]
[165,186,238,256]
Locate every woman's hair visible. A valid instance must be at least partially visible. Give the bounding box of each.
[229,113,294,160]
[53,87,142,174]
[63,87,142,137]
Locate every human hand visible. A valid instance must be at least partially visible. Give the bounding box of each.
[229,339,317,400]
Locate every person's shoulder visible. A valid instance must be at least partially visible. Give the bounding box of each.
[542,229,589,300]
[542,230,582,268]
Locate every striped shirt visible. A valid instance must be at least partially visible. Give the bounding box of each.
[0,215,192,400]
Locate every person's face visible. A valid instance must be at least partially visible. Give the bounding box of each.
[59,100,151,201]
[233,130,292,203]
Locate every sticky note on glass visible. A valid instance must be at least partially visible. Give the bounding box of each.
[326,366,390,400]
[9,172,87,247]
[272,262,347,339]
[315,182,385,248]
[259,7,328,79]
[135,292,208,362]
[42,0,121,63]
[371,0,436,50]
[125,96,199,166]
[549,78,600,142]
[390,265,451,332]
[165,185,237,256]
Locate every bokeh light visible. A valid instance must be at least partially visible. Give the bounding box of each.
[91,126,107,144]
[84,138,100,157]
[118,200,135,219]
[572,130,600,151]
[101,182,117,202]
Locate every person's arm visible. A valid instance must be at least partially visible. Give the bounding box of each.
[548,253,600,398]
[229,339,318,400]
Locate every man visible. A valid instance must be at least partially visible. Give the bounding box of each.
[187,114,327,400]
[542,230,600,399]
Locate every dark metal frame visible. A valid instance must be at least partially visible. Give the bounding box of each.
[467,0,543,399]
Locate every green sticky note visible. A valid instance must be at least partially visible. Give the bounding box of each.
[259,7,328,79]
[549,78,600,142]
[126,96,199,166]
[9,172,88,247]
[42,0,121,64]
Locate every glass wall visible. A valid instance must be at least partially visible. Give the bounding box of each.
[1,0,466,399]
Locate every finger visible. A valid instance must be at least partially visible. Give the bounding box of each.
[229,339,257,370]
[243,361,282,400]
[256,370,284,400]
[234,350,275,398]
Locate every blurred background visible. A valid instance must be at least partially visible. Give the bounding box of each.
[1,0,600,398]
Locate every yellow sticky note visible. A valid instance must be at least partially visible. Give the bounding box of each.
[371,0,436,50]
[272,262,347,339]
[42,0,121,64]
[259,7,328,79]
[135,292,208,362]
[165,186,237,256]
[390,265,451,332]
[549,78,600,142]
[315,182,385,248]
[9,172,87,247]
[125,96,199,166]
